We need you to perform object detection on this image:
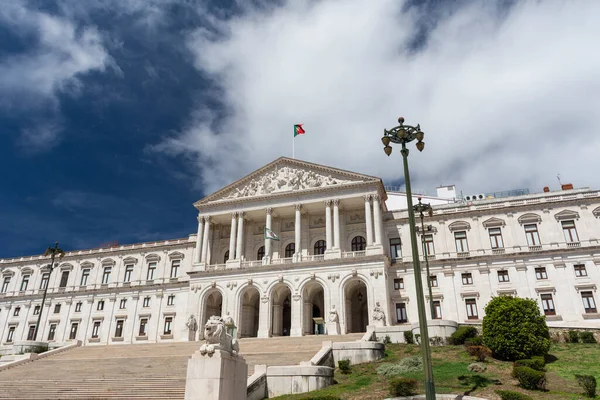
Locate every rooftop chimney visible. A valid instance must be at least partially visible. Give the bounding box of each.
[561,183,574,190]
[543,186,550,193]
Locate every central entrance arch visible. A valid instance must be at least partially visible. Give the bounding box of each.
[201,289,223,338]
[239,286,260,338]
[271,284,292,336]
[302,281,324,335]
[344,279,368,333]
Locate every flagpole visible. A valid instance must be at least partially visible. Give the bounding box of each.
[293,135,295,159]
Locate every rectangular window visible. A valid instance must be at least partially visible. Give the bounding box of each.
[143,297,150,307]
[395,303,407,323]
[40,273,50,290]
[48,324,57,341]
[525,224,541,246]
[7,326,15,342]
[54,304,61,314]
[124,265,134,283]
[582,291,597,314]
[488,227,504,249]
[462,273,473,285]
[170,260,180,278]
[27,325,36,341]
[114,320,124,338]
[75,302,82,312]
[97,300,105,311]
[562,220,579,243]
[535,267,548,280]
[119,299,127,309]
[574,264,587,277]
[432,300,442,319]
[540,294,556,316]
[91,321,101,338]
[423,234,435,255]
[393,278,404,290]
[1,277,10,293]
[454,231,468,253]
[20,275,30,291]
[102,267,111,284]
[389,238,402,259]
[164,317,173,334]
[466,299,479,319]
[80,269,90,286]
[167,295,175,306]
[497,270,510,282]
[33,305,41,315]
[69,323,78,340]
[59,271,70,288]
[139,318,148,336]
[147,262,156,280]
[429,275,438,287]
[14,307,20,316]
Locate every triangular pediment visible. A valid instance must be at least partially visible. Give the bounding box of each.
[554,209,580,221]
[482,217,505,228]
[196,157,381,205]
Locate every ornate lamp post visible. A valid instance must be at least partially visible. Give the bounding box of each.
[414,198,435,318]
[381,117,436,399]
[33,242,65,341]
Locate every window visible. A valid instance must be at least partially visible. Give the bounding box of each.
[102,267,111,284]
[40,273,50,290]
[257,246,265,260]
[432,300,442,319]
[396,303,408,323]
[97,300,105,311]
[20,275,30,291]
[139,318,148,336]
[497,270,510,282]
[91,321,101,338]
[1,277,10,293]
[461,273,473,285]
[562,220,579,243]
[164,317,173,334]
[27,325,36,341]
[114,320,124,338]
[454,231,468,253]
[146,262,156,280]
[535,267,548,280]
[33,305,40,315]
[574,264,587,277]
[284,243,295,258]
[524,224,541,246]
[581,292,597,314]
[7,326,15,342]
[540,294,555,316]
[75,302,82,312]
[224,250,229,263]
[351,236,366,251]
[170,260,180,278]
[389,238,402,259]
[314,240,326,255]
[167,295,175,306]
[14,307,20,316]
[466,299,479,319]
[393,278,404,290]
[119,299,127,309]
[54,304,61,314]
[143,297,150,307]
[124,264,133,282]
[48,324,56,341]
[80,269,90,286]
[69,323,78,340]
[423,234,435,255]
[430,275,438,287]
[59,271,70,288]
[488,227,504,249]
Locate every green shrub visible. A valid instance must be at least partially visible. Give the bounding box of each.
[389,377,418,397]
[376,356,423,377]
[404,330,414,344]
[337,359,351,374]
[513,366,546,390]
[495,389,533,400]
[575,374,597,398]
[466,345,492,362]
[568,330,580,343]
[482,296,551,361]
[449,326,478,345]
[514,357,545,372]
[580,332,597,344]
[465,335,483,346]
[383,335,392,345]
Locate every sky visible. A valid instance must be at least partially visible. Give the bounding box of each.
[1,0,599,258]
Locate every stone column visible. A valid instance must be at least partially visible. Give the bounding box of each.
[303,301,312,335]
[272,304,282,336]
[194,216,204,264]
[228,213,237,260]
[325,200,332,250]
[333,199,341,250]
[264,208,273,261]
[200,216,211,263]
[373,194,383,246]
[364,195,374,246]
[294,204,302,260]
[290,296,303,337]
[235,212,244,260]
[257,296,270,338]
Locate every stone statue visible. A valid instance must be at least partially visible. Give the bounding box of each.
[186,314,198,341]
[372,302,387,327]
[199,315,239,356]
[328,305,339,323]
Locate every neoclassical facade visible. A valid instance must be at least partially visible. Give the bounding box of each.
[0,157,599,347]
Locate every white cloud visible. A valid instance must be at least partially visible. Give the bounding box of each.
[161,0,600,195]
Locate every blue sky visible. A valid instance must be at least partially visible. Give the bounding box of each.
[1,0,599,258]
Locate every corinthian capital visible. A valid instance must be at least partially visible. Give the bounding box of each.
[372,194,380,201]
[363,194,372,203]
[203,215,211,223]
[266,207,273,215]
[294,204,302,211]
[324,200,332,207]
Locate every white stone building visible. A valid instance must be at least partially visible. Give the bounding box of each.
[0,157,598,347]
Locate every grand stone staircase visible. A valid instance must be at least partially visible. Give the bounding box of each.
[0,333,363,399]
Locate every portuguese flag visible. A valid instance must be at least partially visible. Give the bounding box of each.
[294,124,305,137]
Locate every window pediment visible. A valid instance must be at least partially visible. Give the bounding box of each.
[59,263,74,271]
[20,267,34,275]
[168,251,185,260]
[554,209,580,221]
[518,213,541,225]
[593,206,600,218]
[482,217,505,228]
[101,258,116,267]
[416,226,438,235]
[448,221,471,232]
[80,261,94,269]
[1,269,15,277]
[123,256,139,265]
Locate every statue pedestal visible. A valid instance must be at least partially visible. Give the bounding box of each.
[326,322,340,335]
[184,349,248,400]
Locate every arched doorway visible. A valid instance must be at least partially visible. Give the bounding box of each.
[202,290,223,328]
[239,286,260,338]
[302,281,325,335]
[344,280,368,333]
[271,284,292,336]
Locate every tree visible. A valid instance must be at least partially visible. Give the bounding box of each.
[482,296,551,361]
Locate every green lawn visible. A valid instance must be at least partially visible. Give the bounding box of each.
[272,343,600,400]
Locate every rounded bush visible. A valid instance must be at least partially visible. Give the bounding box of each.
[389,377,418,397]
[575,374,597,398]
[337,359,351,374]
[449,326,478,345]
[513,366,546,391]
[482,296,551,361]
[580,332,597,344]
[514,357,545,372]
[404,330,414,344]
[495,389,533,400]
